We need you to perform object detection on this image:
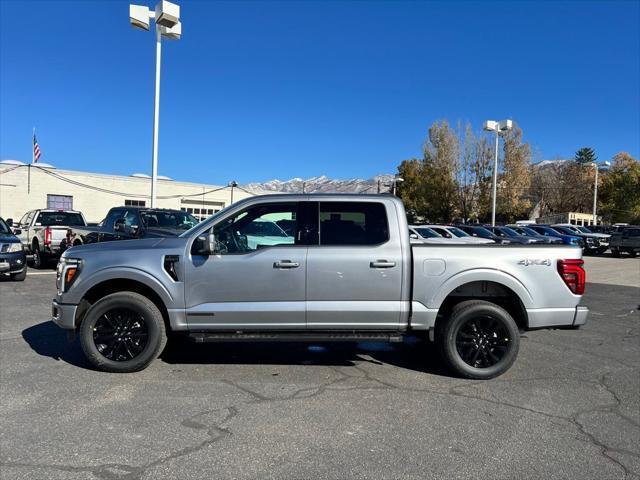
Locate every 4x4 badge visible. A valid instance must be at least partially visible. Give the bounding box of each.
[518,258,551,266]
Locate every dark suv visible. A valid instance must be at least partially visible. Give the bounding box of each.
[0,217,27,281]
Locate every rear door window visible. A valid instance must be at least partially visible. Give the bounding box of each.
[318,202,388,246]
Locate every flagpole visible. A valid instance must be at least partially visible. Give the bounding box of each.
[28,127,34,194]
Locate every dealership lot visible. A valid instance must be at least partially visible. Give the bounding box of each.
[1,256,638,480]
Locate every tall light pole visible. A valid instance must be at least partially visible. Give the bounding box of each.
[228,181,238,205]
[483,119,513,226]
[590,161,610,225]
[130,1,182,207]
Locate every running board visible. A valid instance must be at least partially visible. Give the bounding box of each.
[187,331,404,343]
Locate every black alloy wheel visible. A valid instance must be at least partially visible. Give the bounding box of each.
[454,315,510,368]
[79,291,167,373]
[93,308,149,361]
[436,300,520,379]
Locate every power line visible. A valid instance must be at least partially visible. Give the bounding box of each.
[2,165,250,200]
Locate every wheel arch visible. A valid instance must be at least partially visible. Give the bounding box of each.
[431,270,532,331]
[75,276,171,332]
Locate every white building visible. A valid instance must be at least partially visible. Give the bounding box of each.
[0,161,254,224]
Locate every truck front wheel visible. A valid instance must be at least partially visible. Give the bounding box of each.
[79,292,167,373]
[436,300,520,380]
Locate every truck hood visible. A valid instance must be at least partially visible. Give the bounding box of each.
[63,237,185,257]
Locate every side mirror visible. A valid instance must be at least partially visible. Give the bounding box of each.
[409,233,419,239]
[6,218,13,227]
[194,233,216,255]
[13,228,22,235]
[114,218,126,233]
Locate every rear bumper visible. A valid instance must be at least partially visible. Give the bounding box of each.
[573,305,589,326]
[526,305,589,329]
[51,300,77,330]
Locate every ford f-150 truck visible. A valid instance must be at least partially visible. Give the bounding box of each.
[62,206,199,248]
[52,194,588,379]
[10,209,87,268]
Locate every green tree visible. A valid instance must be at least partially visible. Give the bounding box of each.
[497,125,532,222]
[574,147,597,165]
[600,152,640,223]
[422,120,459,222]
[396,158,427,222]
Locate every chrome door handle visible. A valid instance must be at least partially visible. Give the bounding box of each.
[274,260,300,269]
[370,260,396,268]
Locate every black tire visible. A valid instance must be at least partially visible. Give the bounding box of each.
[628,250,638,258]
[611,248,620,258]
[79,292,167,373]
[31,243,44,269]
[436,300,520,380]
[10,269,27,281]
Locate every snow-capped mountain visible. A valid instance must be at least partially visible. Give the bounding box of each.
[244,174,396,194]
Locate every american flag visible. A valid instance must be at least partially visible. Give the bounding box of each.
[33,133,41,163]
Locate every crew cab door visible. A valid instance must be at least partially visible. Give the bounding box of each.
[306,200,404,329]
[184,201,308,330]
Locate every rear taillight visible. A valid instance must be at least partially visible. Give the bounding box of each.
[557,259,586,295]
[44,227,52,246]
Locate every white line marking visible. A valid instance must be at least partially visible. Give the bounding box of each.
[27,271,57,275]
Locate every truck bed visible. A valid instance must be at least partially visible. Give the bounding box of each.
[410,243,585,330]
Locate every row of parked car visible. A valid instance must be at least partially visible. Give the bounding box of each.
[409,222,640,257]
[0,205,200,280]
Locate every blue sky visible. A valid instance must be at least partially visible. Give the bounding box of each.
[1,0,638,184]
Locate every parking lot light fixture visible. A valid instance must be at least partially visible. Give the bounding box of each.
[228,181,238,204]
[391,176,404,196]
[129,1,182,208]
[483,119,513,226]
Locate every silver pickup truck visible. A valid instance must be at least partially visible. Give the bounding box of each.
[52,194,588,379]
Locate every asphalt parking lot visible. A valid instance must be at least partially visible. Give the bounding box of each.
[1,256,639,480]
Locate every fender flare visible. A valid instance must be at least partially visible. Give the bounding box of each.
[75,266,174,307]
[428,268,534,310]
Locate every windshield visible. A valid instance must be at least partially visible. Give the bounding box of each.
[243,220,288,237]
[518,226,540,237]
[415,227,441,238]
[576,226,593,233]
[140,210,199,230]
[35,212,85,226]
[498,226,521,237]
[553,226,573,235]
[179,207,231,237]
[448,227,470,237]
[469,226,494,237]
[0,218,10,234]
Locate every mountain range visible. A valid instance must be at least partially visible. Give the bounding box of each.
[243,174,396,194]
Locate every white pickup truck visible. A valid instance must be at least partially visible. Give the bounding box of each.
[52,194,588,379]
[10,209,87,268]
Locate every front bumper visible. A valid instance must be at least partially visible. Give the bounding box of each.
[0,251,27,274]
[52,300,78,330]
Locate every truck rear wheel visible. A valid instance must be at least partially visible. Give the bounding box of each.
[79,292,167,373]
[436,300,520,380]
[31,242,44,269]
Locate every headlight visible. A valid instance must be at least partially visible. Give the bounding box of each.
[7,243,23,252]
[57,258,82,293]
